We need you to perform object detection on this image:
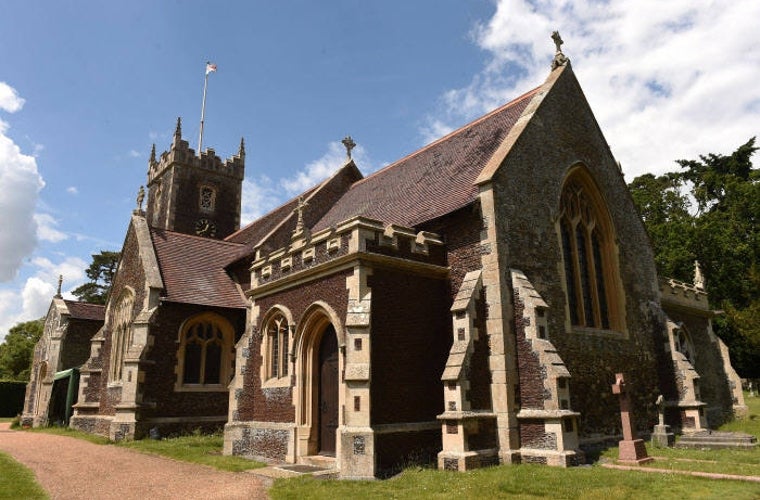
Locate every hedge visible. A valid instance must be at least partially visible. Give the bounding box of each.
[0,381,27,417]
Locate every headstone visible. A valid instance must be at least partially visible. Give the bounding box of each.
[651,394,674,448]
[611,373,653,464]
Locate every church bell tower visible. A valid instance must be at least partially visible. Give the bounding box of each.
[145,118,245,239]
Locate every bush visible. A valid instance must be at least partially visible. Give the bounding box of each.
[0,380,27,417]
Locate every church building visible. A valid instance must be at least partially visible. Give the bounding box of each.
[23,38,745,479]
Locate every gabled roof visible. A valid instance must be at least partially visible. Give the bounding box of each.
[151,228,247,309]
[63,300,105,321]
[312,87,540,231]
[226,185,319,247]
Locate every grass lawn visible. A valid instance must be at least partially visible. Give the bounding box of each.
[0,451,48,500]
[270,392,760,499]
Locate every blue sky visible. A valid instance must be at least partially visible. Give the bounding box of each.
[1,0,758,340]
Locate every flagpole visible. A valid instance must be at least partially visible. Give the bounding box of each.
[198,63,210,155]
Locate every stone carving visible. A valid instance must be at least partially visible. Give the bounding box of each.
[694,260,705,290]
[136,185,145,212]
[293,196,308,235]
[551,31,569,69]
[342,136,356,159]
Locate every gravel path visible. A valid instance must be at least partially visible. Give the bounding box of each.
[0,423,268,499]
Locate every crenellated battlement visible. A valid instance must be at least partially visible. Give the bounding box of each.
[147,118,245,185]
[660,278,709,311]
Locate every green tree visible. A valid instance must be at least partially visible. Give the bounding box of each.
[0,318,44,381]
[629,138,760,377]
[71,250,121,304]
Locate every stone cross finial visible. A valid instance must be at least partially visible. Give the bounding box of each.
[294,196,308,234]
[55,274,63,298]
[551,31,569,69]
[342,136,356,159]
[137,185,145,211]
[694,260,705,290]
[656,394,665,426]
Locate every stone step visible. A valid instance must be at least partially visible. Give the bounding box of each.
[676,431,757,450]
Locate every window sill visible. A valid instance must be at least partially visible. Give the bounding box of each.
[174,384,228,393]
[262,376,291,389]
[571,326,628,340]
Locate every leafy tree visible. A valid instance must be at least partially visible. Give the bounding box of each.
[629,138,760,377]
[0,318,44,381]
[71,250,121,304]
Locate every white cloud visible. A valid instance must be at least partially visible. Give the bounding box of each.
[428,0,760,178]
[0,84,45,282]
[128,149,141,158]
[0,82,25,113]
[280,141,372,195]
[240,175,281,225]
[34,213,68,243]
[0,255,88,341]
[67,186,78,195]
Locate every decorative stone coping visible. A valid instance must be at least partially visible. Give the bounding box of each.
[250,216,446,289]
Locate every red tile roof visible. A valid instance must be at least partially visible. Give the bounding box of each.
[151,229,247,309]
[63,300,105,321]
[313,88,539,231]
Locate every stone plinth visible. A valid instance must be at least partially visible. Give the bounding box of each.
[618,439,653,465]
[651,424,675,448]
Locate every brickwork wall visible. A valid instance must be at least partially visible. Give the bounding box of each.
[664,308,734,427]
[232,427,290,460]
[140,303,245,420]
[422,206,483,303]
[161,165,242,239]
[468,288,492,410]
[520,421,557,450]
[491,67,667,438]
[238,270,351,422]
[89,223,148,417]
[369,268,451,425]
[513,289,549,409]
[60,319,101,370]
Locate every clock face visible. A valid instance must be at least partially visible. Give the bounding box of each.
[194,218,217,237]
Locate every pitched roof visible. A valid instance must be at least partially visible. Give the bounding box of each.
[63,300,105,321]
[151,229,247,309]
[313,87,539,231]
[226,185,319,248]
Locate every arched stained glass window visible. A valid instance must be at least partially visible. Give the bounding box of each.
[176,314,234,390]
[266,314,290,380]
[558,169,620,331]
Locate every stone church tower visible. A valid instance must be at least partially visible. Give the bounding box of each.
[145,118,245,239]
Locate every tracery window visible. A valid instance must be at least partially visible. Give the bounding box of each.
[176,314,233,390]
[109,289,135,383]
[199,185,216,212]
[558,169,620,331]
[265,313,290,380]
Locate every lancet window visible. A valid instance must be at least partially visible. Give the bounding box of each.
[109,289,134,383]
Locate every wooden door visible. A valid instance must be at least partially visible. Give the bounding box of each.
[318,326,339,456]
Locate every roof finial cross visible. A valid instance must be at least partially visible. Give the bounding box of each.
[294,196,309,234]
[551,31,569,69]
[342,136,356,160]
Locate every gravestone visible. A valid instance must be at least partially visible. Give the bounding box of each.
[611,373,653,464]
[651,395,674,447]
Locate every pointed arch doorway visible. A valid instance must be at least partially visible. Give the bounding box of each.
[317,325,339,456]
